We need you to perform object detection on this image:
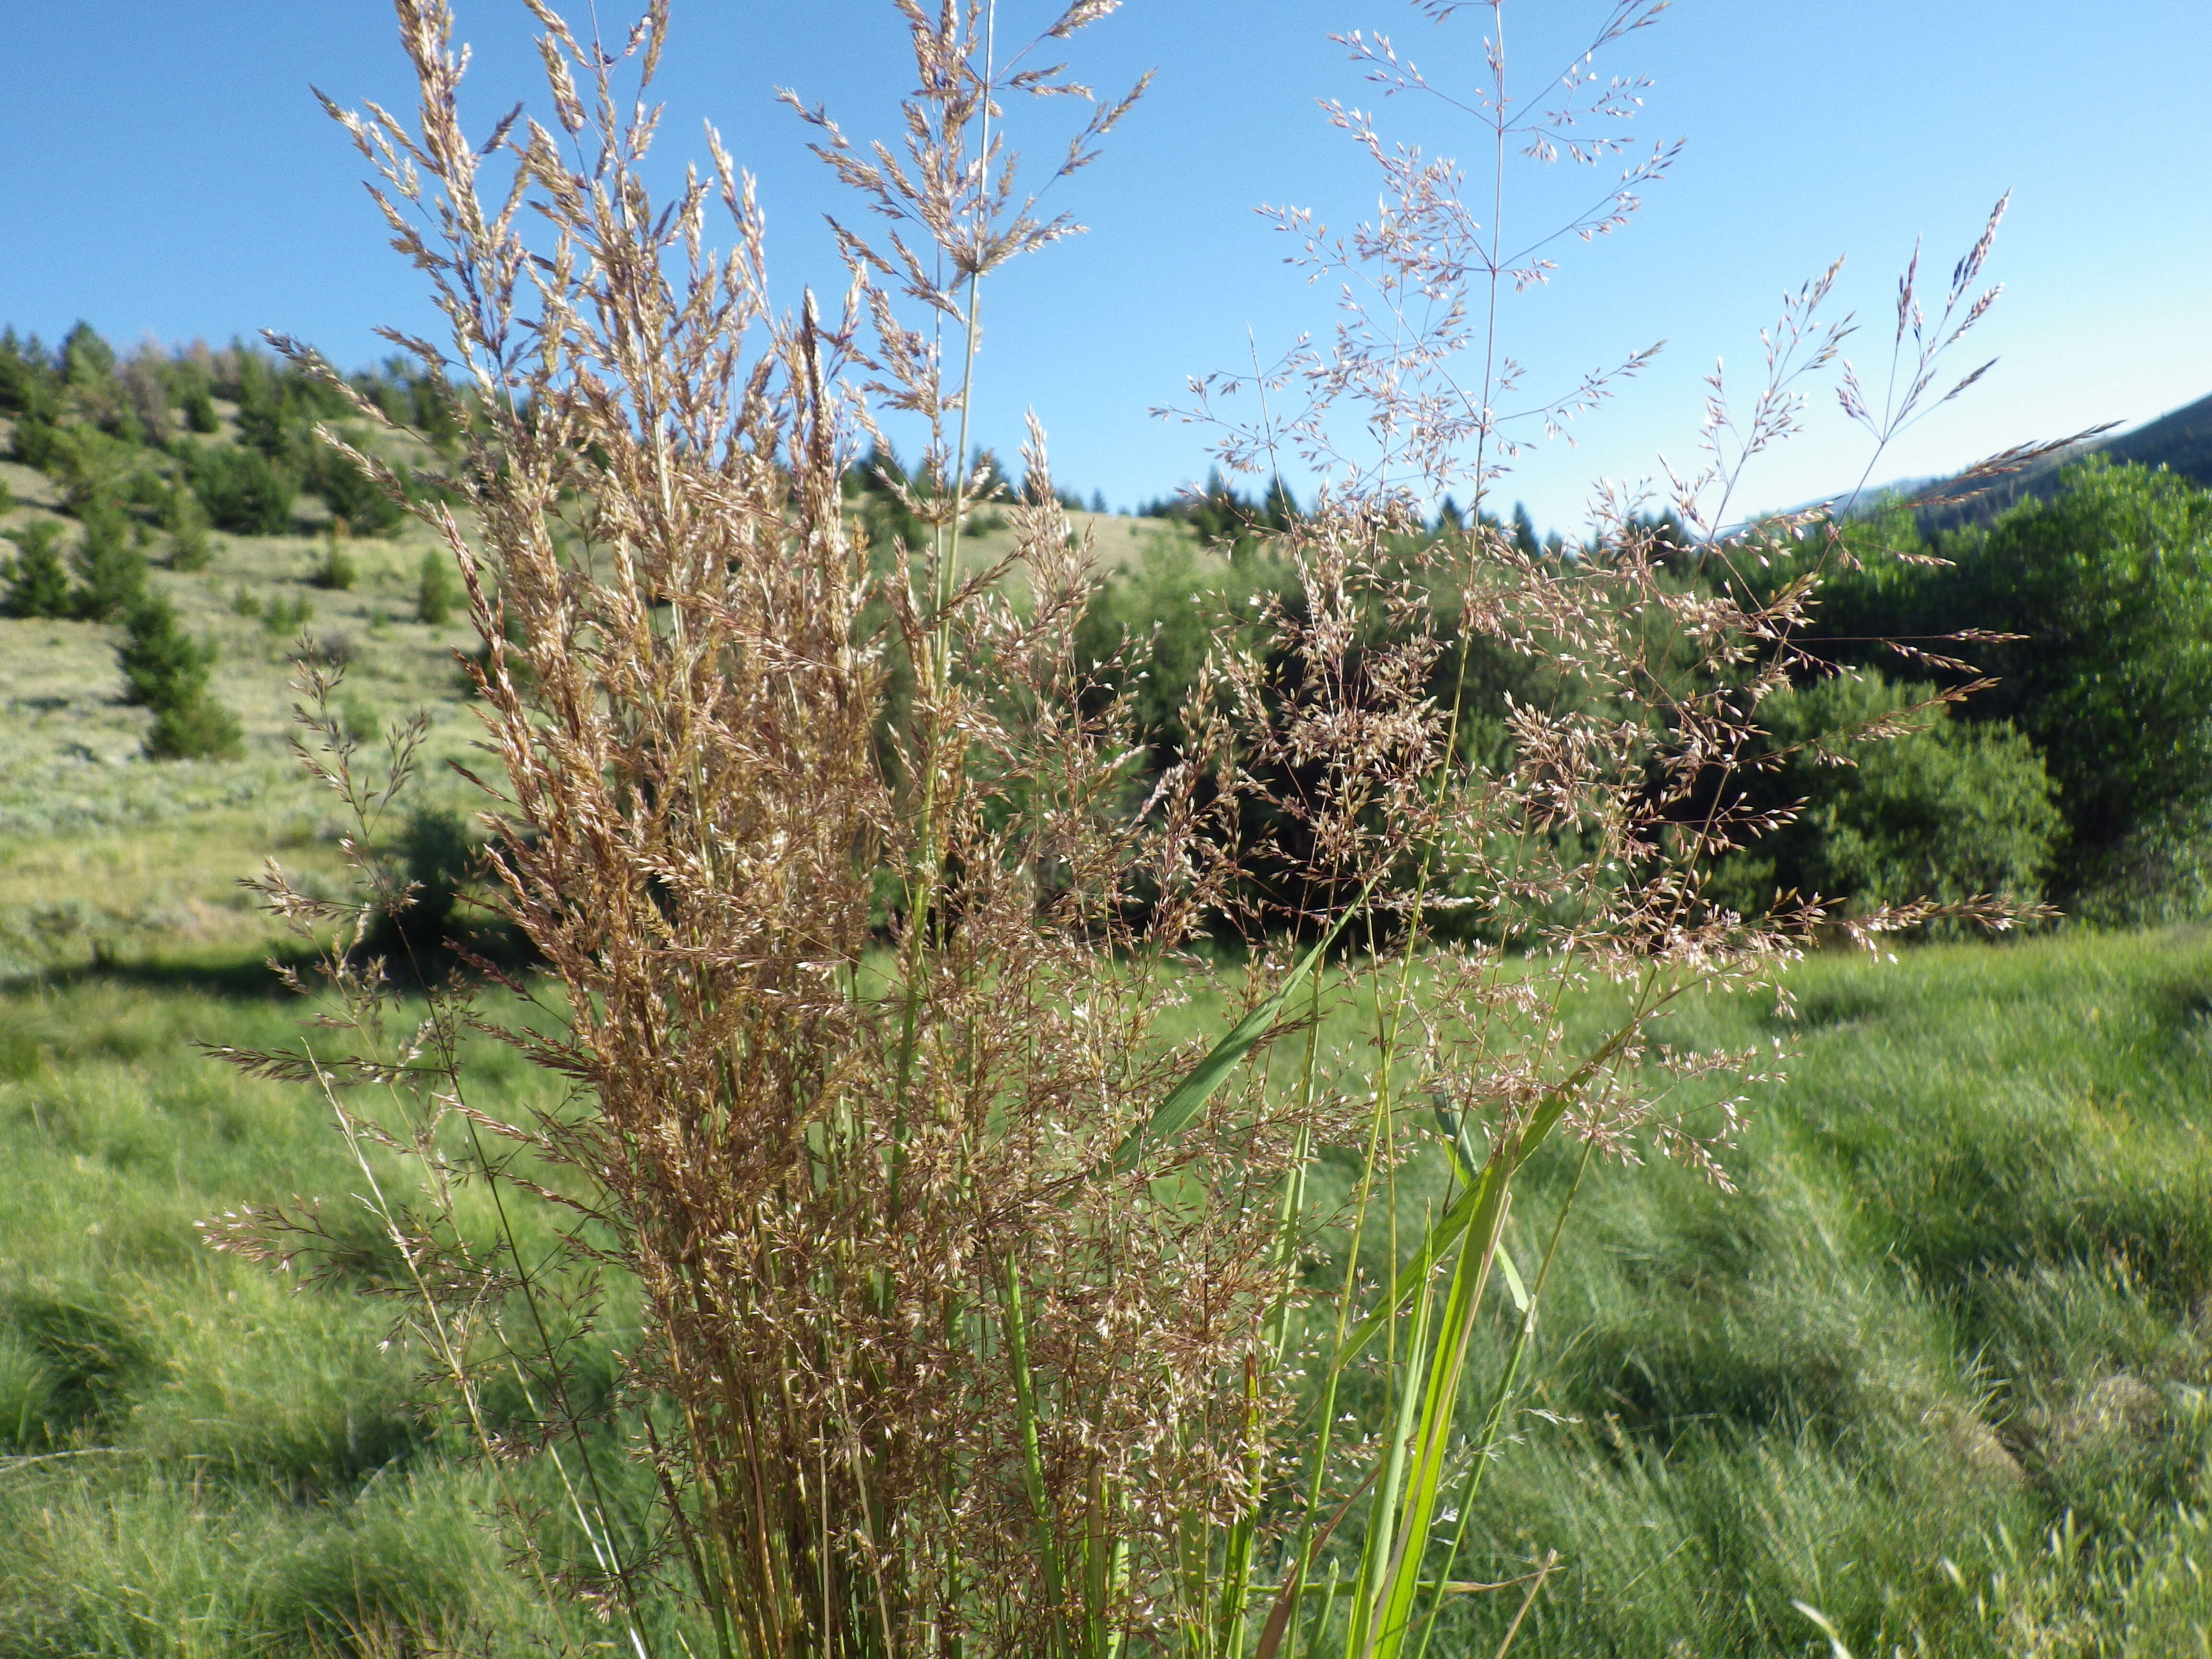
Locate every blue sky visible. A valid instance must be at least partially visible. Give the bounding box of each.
[3,1,2206,529]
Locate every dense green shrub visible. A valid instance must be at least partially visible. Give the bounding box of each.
[161,485,215,571]
[1717,673,2061,915]
[117,593,242,760]
[311,532,357,590]
[416,548,457,625]
[185,442,296,535]
[0,329,61,423]
[309,441,407,536]
[68,498,148,621]
[3,520,71,618]
[1818,460,2212,914]
[260,591,315,636]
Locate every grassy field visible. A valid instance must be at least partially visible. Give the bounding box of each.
[5,496,2210,1656]
[3,929,2211,1656]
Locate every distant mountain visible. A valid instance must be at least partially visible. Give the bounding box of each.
[1910,388,2212,534]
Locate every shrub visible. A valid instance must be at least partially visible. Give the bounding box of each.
[308,441,407,537]
[145,696,245,761]
[162,486,215,571]
[69,497,148,621]
[364,806,480,957]
[1820,461,2212,911]
[340,692,380,745]
[1719,673,2062,916]
[117,593,242,760]
[311,532,357,590]
[181,386,220,433]
[185,443,297,535]
[3,521,71,618]
[415,549,457,625]
[260,591,315,636]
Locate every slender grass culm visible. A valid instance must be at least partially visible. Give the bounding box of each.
[215,3,2062,1657]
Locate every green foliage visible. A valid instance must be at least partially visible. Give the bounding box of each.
[1820,461,2212,914]
[184,441,297,535]
[68,498,148,622]
[309,441,408,536]
[143,695,245,762]
[117,593,212,711]
[3,520,71,618]
[1137,467,1300,559]
[416,548,457,625]
[0,328,62,423]
[340,691,381,746]
[6,936,2212,1654]
[180,385,220,433]
[160,483,215,571]
[1719,673,2062,915]
[311,531,357,591]
[390,806,477,946]
[59,321,115,388]
[260,590,315,636]
[116,594,241,760]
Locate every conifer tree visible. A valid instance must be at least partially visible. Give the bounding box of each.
[3,520,71,618]
[70,496,148,620]
[117,592,241,759]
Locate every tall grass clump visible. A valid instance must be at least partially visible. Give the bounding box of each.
[218,2,2056,1656]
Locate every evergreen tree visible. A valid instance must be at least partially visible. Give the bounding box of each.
[60,321,116,388]
[3,521,72,618]
[117,593,242,759]
[1511,502,1541,558]
[70,497,149,620]
[417,549,459,625]
[162,486,215,571]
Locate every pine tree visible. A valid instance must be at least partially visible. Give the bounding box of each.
[162,485,216,572]
[1511,501,1542,558]
[117,593,242,759]
[70,497,149,620]
[4,521,72,618]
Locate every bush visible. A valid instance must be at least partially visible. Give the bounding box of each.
[181,386,220,433]
[1819,461,2212,911]
[162,486,215,572]
[340,693,380,746]
[117,593,242,760]
[260,592,315,636]
[369,807,479,953]
[309,443,407,538]
[3,521,71,618]
[185,443,297,536]
[1719,673,2061,915]
[311,533,357,591]
[416,549,457,625]
[69,497,148,621]
[146,697,245,761]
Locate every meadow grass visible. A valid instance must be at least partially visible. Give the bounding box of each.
[2,931,2208,1655]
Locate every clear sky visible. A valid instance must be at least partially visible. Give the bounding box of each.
[3,1,2206,530]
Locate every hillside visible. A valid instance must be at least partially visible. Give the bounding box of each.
[1912,386,2212,533]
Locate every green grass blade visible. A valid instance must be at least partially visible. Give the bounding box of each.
[1106,891,1370,1178]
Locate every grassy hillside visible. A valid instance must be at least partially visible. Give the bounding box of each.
[2,932,2210,1655]
[0,446,1189,982]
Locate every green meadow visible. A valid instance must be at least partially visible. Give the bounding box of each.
[3,930,2210,1656]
